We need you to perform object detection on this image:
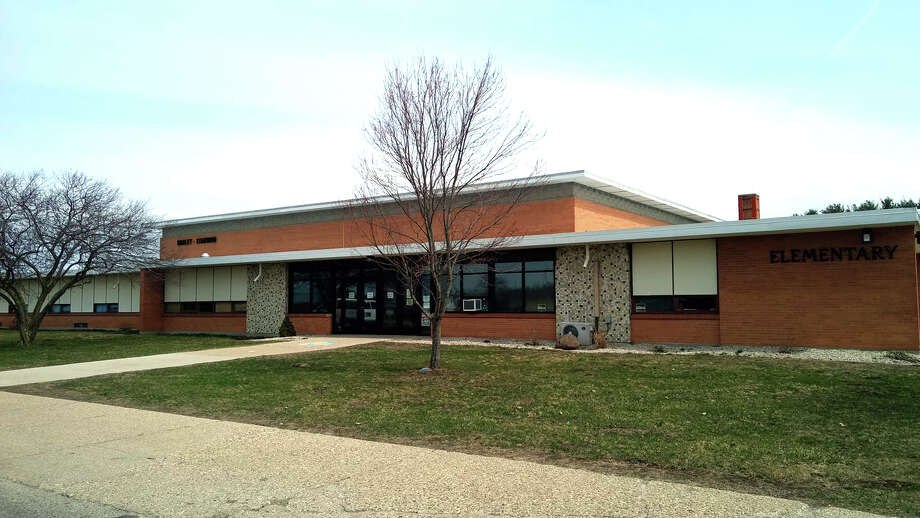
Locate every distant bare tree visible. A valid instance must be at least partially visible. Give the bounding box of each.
[0,171,163,346]
[352,56,539,369]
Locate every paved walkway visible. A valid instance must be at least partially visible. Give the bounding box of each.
[0,336,376,387]
[0,392,884,517]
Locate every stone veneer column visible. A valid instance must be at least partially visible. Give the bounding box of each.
[246,263,288,336]
[555,244,631,343]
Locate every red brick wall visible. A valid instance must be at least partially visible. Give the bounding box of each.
[163,198,578,259]
[139,270,164,332]
[718,226,920,350]
[442,313,556,340]
[574,198,670,232]
[160,314,246,334]
[288,314,333,335]
[38,313,140,330]
[630,314,720,344]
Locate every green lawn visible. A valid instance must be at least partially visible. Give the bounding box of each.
[9,342,920,516]
[0,330,255,371]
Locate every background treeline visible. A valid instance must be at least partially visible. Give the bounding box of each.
[795,197,918,215]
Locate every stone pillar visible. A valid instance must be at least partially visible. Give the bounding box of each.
[245,263,288,336]
[138,269,163,332]
[555,244,631,343]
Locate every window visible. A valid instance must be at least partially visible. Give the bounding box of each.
[196,236,217,244]
[439,250,555,314]
[94,303,118,313]
[176,239,192,246]
[50,304,71,313]
[164,301,245,313]
[631,240,718,313]
[288,265,333,313]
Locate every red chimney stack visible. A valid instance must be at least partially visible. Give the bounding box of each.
[738,194,760,220]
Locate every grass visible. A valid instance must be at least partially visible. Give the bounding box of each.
[9,342,920,516]
[0,329,255,371]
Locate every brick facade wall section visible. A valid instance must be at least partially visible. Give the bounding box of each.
[718,226,919,350]
[288,314,333,335]
[161,314,246,334]
[37,313,140,330]
[630,314,721,344]
[162,198,578,259]
[441,313,556,340]
[573,198,670,232]
[139,270,164,332]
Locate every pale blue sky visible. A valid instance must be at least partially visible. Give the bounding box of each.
[2,1,918,220]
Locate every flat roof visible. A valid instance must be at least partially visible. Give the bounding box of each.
[159,170,720,228]
[169,207,920,268]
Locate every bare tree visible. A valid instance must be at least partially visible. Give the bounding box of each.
[0,171,163,346]
[352,56,539,369]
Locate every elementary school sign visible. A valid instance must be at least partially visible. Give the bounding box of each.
[770,245,898,264]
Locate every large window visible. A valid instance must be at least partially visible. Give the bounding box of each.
[289,265,333,313]
[442,250,555,314]
[631,239,718,314]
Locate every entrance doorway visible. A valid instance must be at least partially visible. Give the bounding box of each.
[334,264,422,335]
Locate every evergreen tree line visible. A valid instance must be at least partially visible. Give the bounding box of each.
[795,197,919,216]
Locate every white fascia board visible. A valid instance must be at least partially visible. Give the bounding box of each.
[158,170,717,228]
[168,208,919,268]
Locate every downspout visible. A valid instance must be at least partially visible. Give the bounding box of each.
[253,263,263,283]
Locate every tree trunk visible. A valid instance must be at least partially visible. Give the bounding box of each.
[17,313,38,346]
[429,317,442,369]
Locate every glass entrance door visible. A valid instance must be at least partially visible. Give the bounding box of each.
[334,263,421,335]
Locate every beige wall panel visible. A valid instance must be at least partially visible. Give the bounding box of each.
[196,267,214,302]
[131,275,140,313]
[118,274,134,312]
[93,276,106,304]
[82,279,95,311]
[179,268,197,302]
[230,265,248,301]
[25,280,39,310]
[164,270,180,303]
[673,239,718,295]
[106,275,120,303]
[0,297,8,313]
[70,283,83,312]
[631,242,674,296]
[213,266,232,301]
[57,284,71,306]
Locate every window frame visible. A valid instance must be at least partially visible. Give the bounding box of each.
[443,250,556,315]
[288,264,334,314]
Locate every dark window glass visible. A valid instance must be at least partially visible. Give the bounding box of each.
[176,239,192,246]
[463,263,488,274]
[632,296,674,313]
[525,260,554,272]
[180,302,197,313]
[312,271,332,313]
[493,272,523,312]
[164,302,180,313]
[215,302,232,313]
[93,303,108,313]
[439,275,461,311]
[462,273,488,299]
[232,301,247,312]
[494,261,522,273]
[51,304,71,313]
[291,277,311,312]
[524,271,554,312]
[196,236,217,244]
[677,295,718,312]
[197,302,215,313]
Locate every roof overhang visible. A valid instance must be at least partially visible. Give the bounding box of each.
[169,208,919,268]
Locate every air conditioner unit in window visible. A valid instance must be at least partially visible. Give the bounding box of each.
[462,298,483,312]
[557,321,594,347]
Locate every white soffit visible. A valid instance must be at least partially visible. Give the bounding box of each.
[169,208,920,268]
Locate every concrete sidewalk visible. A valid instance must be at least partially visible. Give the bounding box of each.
[0,336,375,387]
[0,392,884,517]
